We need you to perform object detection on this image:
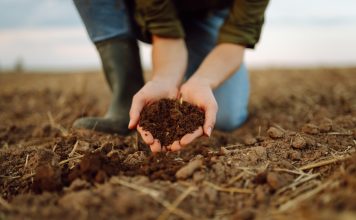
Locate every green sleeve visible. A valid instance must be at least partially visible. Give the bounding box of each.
[135,0,185,41]
[217,0,270,49]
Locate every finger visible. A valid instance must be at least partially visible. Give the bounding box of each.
[171,140,182,152]
[161,146,167,152]
[180,126,203,146]
[128,94,145,129]
[137,126,154,145]
[203,103,218,137]
[150,139,161,153]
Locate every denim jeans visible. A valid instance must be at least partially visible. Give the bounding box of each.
[73,0,249,131]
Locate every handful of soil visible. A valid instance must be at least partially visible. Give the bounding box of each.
[139,98,205,147]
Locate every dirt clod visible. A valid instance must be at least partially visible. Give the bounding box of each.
[244,136,257,145]
[318,118,333,132]
[139,98,204,147]
[175,158,203,179]
[292,136,307,149]
[67,151,121,184]
[302,123,319,134]
[267,127,284,139]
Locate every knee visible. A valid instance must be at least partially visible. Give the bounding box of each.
[215,108,249,131]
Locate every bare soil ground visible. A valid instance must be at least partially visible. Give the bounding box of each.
[0,68,355,220]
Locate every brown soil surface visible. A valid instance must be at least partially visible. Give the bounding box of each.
[139,98,205,146]
[0,68,355,220]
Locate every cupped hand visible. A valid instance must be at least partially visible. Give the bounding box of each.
[164,76,218,152]
[128,79,179,153]
[138,76,217,153]
[179,76,218,138]
[128,79,178,129]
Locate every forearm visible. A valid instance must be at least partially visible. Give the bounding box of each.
[151,35,187,87]
[188,43,245,89]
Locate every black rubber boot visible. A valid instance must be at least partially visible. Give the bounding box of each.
[73,37,144,134]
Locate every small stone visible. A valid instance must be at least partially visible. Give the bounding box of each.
[289,150,301,160]
[267,127,284,139]
[244,136,257,145]
[302,123,319,135]
[319,118,333,132]
[292,136,307,149]
[176,159,203,179]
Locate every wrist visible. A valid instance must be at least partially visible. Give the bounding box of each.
[151,75,180,88]
[185,74,215,89]
[187,73,217,89]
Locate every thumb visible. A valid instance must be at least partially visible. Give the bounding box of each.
[203,103,218,137]
[128,94,145,129]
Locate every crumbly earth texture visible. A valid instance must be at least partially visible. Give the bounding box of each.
[139,98,205,146]
[0,68,355,220]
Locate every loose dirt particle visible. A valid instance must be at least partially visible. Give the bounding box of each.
[247,146,267,163]
[244,136,257,145]
[176,159,203,179]
[292,136,307,149]
[139,98,204,147]
[267,127,284,139]
[318,118,333,132]
[289,150,302,160]
[302,123,319,135]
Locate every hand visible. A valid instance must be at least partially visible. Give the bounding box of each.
[129,79,178,129]
[128,79,180,153]
[166,76,218,152]
[135,76,218,153]
[180,76,218,136]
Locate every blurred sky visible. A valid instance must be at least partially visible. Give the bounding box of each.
[0,0,356,70]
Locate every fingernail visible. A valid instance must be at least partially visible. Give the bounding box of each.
[207,127,212,137]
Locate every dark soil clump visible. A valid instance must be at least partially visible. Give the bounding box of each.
[67,151,123,184]
[139,98,205,146]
